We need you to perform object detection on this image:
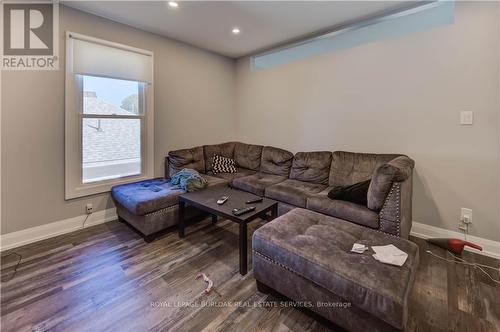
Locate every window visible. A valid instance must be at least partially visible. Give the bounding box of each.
[65,32,154,199]
[81,76,144,183]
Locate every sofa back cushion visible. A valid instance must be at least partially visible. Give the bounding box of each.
[168,146,205,177]
[329,151,401,187]
[260,146,294,176]
[367,156,415,211]
[203,142,235,172]
[290,151,332,185]
[234,142,263,171]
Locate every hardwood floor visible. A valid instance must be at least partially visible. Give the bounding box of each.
[1,217,499,332]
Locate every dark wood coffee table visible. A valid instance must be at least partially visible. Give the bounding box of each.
[178,185,278,275]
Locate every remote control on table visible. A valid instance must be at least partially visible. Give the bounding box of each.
[246,198,263,204]
[232,206,256,216]
[217,196,229,205]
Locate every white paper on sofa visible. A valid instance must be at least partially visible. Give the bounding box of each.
[351,243,368,253]
[371,244,408,266]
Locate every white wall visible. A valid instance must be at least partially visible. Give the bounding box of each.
[235,2,500,241]
[1,6,236,234]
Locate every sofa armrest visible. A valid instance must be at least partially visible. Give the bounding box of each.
[368,156,414,211]
[385,156,414,182]
[378,174,413,238]
[164,156,170,179]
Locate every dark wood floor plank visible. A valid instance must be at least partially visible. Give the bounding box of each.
[47,221,246,332]
[409,237,449,331]
[1,219,499,332]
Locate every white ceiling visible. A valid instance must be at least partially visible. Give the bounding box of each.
[63,1,414,58]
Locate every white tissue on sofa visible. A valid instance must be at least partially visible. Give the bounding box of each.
[372,244,408,267]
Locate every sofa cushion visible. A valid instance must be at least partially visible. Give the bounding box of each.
[203,142,236,172]
[252,208,419,329]
[260,146,294,176]
[329,151,401,187]
[265,179,327,208]
[111,178,185,216]
[368,156,415,211]
[290,151,332,185]
[203,174,229,188]
[168,146,205,177]
[209,168,257,185]
[234,142,263,171]
[232,173,287,196]
[307,189,379,228]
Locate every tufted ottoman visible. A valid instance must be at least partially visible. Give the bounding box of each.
[111,178,206,242]
[252,208,419,331]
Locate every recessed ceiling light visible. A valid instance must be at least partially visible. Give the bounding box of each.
[168,2,178,8]
[232,28,240,35]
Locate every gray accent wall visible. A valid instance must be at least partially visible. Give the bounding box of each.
[235,2,500,242]
[1,6,236,234]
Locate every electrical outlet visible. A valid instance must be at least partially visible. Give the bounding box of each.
[86,203,93,215]
[461,208,472,224]
[458,222,467,231]
[458,207,472,231]
[460,111,473,125]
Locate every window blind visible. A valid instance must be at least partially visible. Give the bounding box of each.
[68,34,152,83]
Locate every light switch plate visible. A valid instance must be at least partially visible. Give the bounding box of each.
[460,111,473,125]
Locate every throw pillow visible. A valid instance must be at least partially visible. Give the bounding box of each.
[212,155,237,174]
[327,180,371,206]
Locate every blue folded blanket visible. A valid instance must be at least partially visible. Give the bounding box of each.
[170,168,208,192]
[140,179,168,192]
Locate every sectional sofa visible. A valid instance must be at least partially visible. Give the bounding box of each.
[112,141,415,241]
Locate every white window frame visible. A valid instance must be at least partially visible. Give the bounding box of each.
[65,32,154,200]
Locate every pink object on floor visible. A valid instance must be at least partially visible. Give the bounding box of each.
[196,273,213,294]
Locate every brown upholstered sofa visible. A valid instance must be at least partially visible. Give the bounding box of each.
[112,141,414,241]
[165,142,415,238]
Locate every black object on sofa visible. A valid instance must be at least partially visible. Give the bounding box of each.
[252,208,419,331]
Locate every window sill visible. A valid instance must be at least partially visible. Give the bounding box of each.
[65,173,152,200]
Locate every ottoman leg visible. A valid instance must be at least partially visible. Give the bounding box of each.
[256,280,271,294]
[144,234,156,243]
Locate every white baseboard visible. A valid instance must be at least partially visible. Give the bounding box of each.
[411,221,500,260]
[2,213,498,261]
[0,208,117,252]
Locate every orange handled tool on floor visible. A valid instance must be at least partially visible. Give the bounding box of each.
[427,238,482,255]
